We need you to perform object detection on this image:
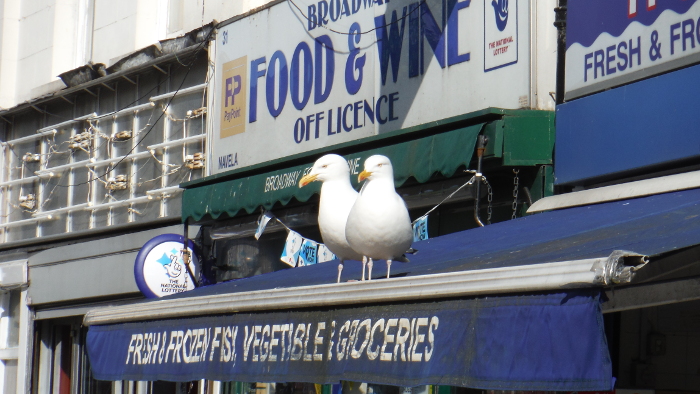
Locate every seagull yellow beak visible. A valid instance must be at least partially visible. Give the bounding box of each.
[358,170,372,182]
[298,173,318,187]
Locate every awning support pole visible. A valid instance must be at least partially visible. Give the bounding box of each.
[473,135,488,227]
[182,219,198,286]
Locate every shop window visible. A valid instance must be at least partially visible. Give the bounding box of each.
[32,319,204,394]
[203,207,321,284]
[212,233,295,282]
[0,290,22,393]
[218,383,484,394]
[0,55,208,244]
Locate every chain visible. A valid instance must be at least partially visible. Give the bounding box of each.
[511,169,520,220]
[482,176,493,224]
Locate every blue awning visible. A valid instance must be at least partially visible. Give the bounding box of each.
[85,188,700,389]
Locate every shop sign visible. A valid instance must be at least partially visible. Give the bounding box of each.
[87,292,612,389]
[211,0,529,173]
[565,0,700,99]
[134,234,199,298]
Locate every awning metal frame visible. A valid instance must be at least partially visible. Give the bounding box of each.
[84,251,647,326]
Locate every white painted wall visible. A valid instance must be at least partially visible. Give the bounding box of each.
[532,0,557,111]
[0,0,556,111]
[0,0,274,109]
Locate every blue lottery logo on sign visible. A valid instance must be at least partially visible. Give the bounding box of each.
[134,234,199,298]
[492,0,509,31]
[484,0,518,71]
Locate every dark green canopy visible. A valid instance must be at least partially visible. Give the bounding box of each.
[182,124,483,222]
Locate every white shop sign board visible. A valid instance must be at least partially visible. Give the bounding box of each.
[211,0,529,173]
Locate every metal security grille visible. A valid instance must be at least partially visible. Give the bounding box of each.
[0,57,208,244]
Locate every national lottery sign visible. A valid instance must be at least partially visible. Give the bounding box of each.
[211,0,529,173]
[565,0,700,99]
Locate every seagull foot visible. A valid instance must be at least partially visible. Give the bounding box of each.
[367,258,373,281]
[361,256,367,281]
[337,261,344,283]
[387,259,392,279]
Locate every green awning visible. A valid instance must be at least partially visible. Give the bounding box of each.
[183,124,483,222]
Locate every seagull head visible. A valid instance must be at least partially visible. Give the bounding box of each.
[298,154,350,187]
[358,155,394,182]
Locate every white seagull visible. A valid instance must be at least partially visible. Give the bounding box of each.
[345,155,413,280]
[299,154,364,282]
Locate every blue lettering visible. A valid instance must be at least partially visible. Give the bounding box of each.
[291,42,313,110]
[218,153,238,169]
[419,1,446,72]
[605,45,616,76]
[329,0,341,21]
[389,92,399,121]
[318,1,329,26]
[327,109,336,135]
[352,0,360,14]
[376,95,388,124]
[308,4,318,30]
[594,49,605,78]
[363,99,374,124]
[409,1,447,76]
[266,51,288,118]
[342,104,353,131]
[294,118,305,143]
[224,75,242,107]
[315,35,335,104]
[336,106,342,133]
[375,7,407,84]
[447,0,470,66]
[584,52,593,82]
[617,41,628,71]
[671,22,681,55]
[629,36,641,67]
[353,100,363,129]
[341,0,351,17]
[409,2,420,77]
[249,57,266,123]
[682,19,695,51]
[315,112,324,138]
[345,23,366,95]
[306,114,315,141]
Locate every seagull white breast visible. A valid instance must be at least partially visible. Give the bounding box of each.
[345,159,413,261]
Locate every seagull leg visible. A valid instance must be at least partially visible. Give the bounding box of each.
[361,256,367,281]
[337,260,344,283]
[387,259,392,279]
[367,258,373,281]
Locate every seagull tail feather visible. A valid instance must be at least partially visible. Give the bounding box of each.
[395,255,410,263]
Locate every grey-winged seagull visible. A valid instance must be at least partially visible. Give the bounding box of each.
[345,155,413,280]
[299,154,365,282]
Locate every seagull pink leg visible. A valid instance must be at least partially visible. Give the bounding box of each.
[367,258,373,281]
[361,256,367,281]
[387,259,392,279]
[337,261,344,283]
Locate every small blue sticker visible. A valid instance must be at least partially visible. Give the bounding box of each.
[413,216,429,242]
[280,231,304,267]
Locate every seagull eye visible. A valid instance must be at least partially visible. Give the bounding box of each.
[378,164,383,167]
[322,165,328,169]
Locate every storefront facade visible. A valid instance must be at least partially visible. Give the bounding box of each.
[553,0,700,392]
[79,0,621,392]
[0,25,212,393]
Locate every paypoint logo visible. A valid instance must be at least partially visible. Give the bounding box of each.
[220,57,247,138]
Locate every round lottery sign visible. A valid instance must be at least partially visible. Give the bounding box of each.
[134,234,199,298]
